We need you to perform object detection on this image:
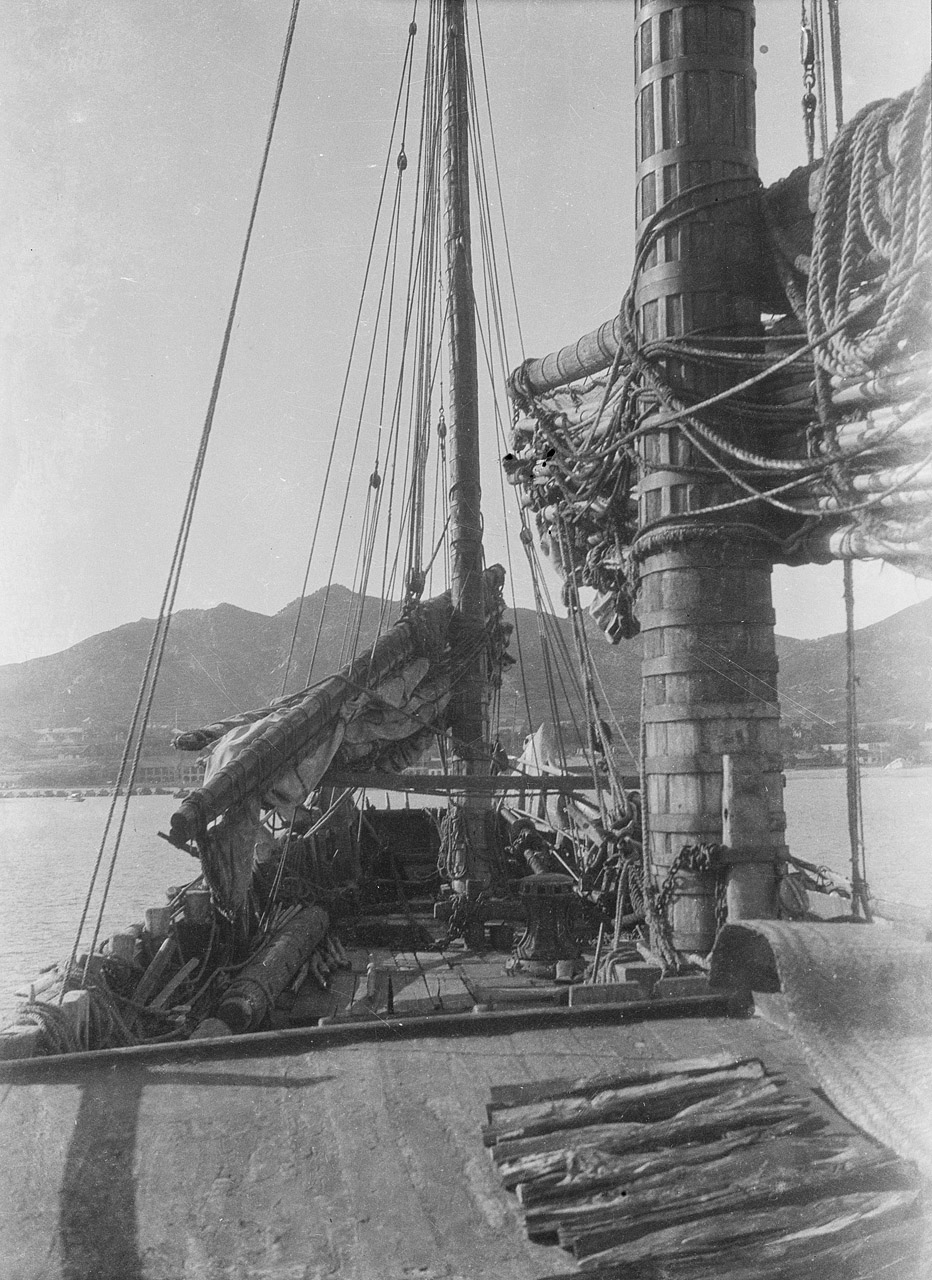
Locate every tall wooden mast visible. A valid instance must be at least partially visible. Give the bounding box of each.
[443,0,492,886]
[633,0,785,948]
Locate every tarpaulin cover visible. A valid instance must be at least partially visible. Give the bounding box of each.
[711,919,932,1178]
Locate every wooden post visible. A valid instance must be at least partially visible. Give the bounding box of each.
[443,0,491,887]
[633,0,785,951]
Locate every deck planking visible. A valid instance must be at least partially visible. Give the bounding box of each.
[0,1014,860,1280]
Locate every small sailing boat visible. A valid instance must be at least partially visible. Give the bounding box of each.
[1,2,929,1276]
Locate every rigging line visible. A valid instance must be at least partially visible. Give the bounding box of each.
[341,480,381,668]
[843,559,871,918]
[466,110,576,757]
[692,638,836,727]
[185,652,243,712]
[826,0,844,132]
[519,539,572,765]
[66,0,305,988]
[553,518,610,821]
[462,15,517,389]
[373,47,448,637]
[529,544,598,721]
[465,252,548,749]
[404,34,443,585]
[629,428,932,528]
[491,404,536,748]
[66,0,306,993]
[521,533,590,766]
[306,157,410,684]
[330,22,426,655]
[670,420,932,522]
[280,14,419,696]
[588,659,637,767]
[345,203,411,668]
[609,249,928,457]
[373,293,453,635]
[428,441,444,596]
[469,0,525,359]
[689,650,828,731]
[812,0,830,156]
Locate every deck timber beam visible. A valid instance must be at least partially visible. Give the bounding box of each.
[0,994,729,1078]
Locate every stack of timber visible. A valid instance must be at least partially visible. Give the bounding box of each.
[483,1053,925,1278]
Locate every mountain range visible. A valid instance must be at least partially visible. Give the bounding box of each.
[1,588,930,764]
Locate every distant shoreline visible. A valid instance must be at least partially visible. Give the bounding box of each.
[2,764,931,800]
[0,787,190,799]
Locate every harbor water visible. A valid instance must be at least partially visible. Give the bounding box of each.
[0,768,929,1024]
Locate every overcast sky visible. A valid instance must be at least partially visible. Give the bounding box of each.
[1,0,929,667]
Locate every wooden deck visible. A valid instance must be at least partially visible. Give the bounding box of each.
[0,1009,847,1280]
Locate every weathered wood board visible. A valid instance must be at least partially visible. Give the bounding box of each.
[484,1043,925,1278]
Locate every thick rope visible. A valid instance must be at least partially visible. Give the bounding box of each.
[807,72,931,378]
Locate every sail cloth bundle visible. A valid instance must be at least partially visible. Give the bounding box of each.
[169,568,510,909]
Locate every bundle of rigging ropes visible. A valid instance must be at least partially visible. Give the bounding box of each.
[506,71,931,644]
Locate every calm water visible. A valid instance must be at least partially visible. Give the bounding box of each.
[1,770,929,1022]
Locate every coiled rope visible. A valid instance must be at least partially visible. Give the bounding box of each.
[808,71,931,379]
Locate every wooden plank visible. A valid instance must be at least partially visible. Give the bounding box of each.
[536,1217,925,1279]
[483,1063,766,1146]
[516,1127,768,1208]
[535,1143,904,1246]
[148,957,199,1010]
[494,1077,785,1162]
[488,1052,755,1114]
[572,1189,919,1267]
[132,936,176,1008]
[495,1092,816,1185]
[568,983,650,1006]
[500,1115,827,1195]
[291,969,358,1025]
[473,986,567,1007]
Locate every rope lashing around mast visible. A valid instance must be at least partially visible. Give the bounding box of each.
[505,72,932,646]
[61,0,305,996]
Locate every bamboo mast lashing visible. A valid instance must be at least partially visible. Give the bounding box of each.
[442,0,493,890]
[633,0,784,948]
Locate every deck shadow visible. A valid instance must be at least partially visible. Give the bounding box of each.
[57,1065,333,1279]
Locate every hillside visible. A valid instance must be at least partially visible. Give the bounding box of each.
[0,590,929,762]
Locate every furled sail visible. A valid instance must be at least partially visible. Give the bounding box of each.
[169,566,511,908]
[505,73,931,643]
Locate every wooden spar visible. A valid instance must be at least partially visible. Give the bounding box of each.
[508,315,625,401]
[633,0,783,948]
[443,0,491,887]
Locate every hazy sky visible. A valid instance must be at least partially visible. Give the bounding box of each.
[1,0,930,666]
